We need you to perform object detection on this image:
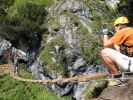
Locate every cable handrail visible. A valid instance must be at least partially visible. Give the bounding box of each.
[0,64,107,84]
[1,64,133,85]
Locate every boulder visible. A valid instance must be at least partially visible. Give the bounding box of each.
[93,79,133,100]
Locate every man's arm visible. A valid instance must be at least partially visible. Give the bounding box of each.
[103,34,121,52]
[103,34,113,48]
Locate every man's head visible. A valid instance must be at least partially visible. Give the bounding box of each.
[114,16,129,32]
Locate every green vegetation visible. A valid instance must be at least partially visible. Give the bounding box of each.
[0,0,48,49]
[80,34,102,64]
[86,0,120,32]
[40,36,68,76]
[0,63,71,100]
[48,15,60,30]
[0,73,71,100]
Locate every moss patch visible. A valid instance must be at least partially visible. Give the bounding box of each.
[80,34,102,64]
[39,35,68,76]
[0,73,71,100]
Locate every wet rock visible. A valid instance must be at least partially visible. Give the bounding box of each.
[48,0,92,48]
[31,60,46,80]
[0,39,12,55]
[73,80,107,100]
[49,83,74,96]
[73,57,86,70]
[49,0,84,14]
[73,82,91,100]
[94,80,133,100]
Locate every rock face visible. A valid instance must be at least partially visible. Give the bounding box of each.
[0,38,12,55]
[94,80,133,100]
[105,0,120,9]
[38,0,121,100]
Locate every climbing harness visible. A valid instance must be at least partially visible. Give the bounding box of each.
[102,72,133,81]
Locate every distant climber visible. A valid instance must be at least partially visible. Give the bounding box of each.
[26,47,36,71]
[101,16,133,75]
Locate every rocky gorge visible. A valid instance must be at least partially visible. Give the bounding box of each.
[1,0,133,100]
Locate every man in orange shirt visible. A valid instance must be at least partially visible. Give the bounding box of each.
[101,16,133,75]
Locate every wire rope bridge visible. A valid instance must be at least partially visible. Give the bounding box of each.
[1,64,133,85]
[0,64,109,84]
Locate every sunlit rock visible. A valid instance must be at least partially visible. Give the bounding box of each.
[105,0,120,10]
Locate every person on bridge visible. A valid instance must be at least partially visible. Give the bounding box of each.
[101,16,133,75]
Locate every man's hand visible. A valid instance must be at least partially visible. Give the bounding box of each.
[102,28,114,37]
[102,28,109,35]
[114,44,120,52]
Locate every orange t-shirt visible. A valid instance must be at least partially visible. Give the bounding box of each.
[111,27,133,46]
[111,27,133,53]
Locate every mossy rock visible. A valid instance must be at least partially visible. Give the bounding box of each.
[48,15,60,30]
[39,35,69,76]
[83,80,107,100]
[80,34,102,64]
[62,11,89,35]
